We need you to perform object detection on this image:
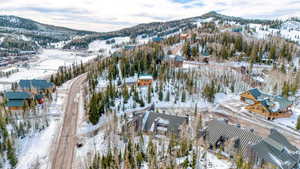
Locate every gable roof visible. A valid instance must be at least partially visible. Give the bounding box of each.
[5,91,31,100]
[142,112,187,134]
[248,88,262,99]
[206,120,262,155]
[246,88,292,113]
[251,129,299,169]
[19,79,53,90]
[7,100,25,107]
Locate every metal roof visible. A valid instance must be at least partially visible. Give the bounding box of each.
[248,88,262,99]
[19,79,54,90]
[7,100,25,107]
[5,91,31,100]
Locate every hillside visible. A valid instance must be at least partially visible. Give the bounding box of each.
[0,15,96,53]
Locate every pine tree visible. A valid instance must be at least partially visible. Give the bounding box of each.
[165,90,170,102]
[158,83,163,101]
[6,139,17,168]
[296,116,300,130]
[147,86,152,104]
[181,90,186,102]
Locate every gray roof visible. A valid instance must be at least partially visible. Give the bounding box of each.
[251,129,299,169]
[142,112,187,134]
[206,120,262,155]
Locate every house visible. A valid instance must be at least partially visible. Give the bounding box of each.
[123,45,136,50]
[204,119,262,158]
[204,120,300,169]
[152,37,163,43]
[4,91,32,111]
[19,79,54,94]
[240,88,293,120]
[164,55,185,67]
[249,129,300,169]
[174,55,185,67]
[127,112,188,136]
[137,74,153,86]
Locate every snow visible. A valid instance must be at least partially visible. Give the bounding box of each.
[0,49,97,91]
[15,80,72,169]
[88,36,130,55]
[205,152,231,169]
[274,106,300,130]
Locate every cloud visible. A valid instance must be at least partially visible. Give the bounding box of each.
[0,0,299,32]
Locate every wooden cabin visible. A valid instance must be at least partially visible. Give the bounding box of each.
[240,88,292,120]
[137,75,153,86]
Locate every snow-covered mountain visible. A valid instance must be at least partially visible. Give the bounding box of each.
[0,15,96,52]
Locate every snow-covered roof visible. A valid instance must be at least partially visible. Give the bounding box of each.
[138,74,153,80]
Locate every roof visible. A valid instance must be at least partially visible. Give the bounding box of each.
[7,100,25,107]
[175,55,185,62]
[248,88,262,99]
[152,37,163,42]
[251,129,299,169]
[246,88,292,113]
[142,112,187,134]
[138,74,153,80]
[19,79,54,90]
[5,91,31,100]
[206,120,262,155]
[35,94,44,100]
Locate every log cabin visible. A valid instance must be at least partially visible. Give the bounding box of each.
[240,88,292,120]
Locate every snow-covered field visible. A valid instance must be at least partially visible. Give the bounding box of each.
[0,49,97,91]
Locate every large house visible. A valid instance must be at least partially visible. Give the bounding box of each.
[4,91,32,111]
[249,129,300,169]
[204,120,300,169]
[126,112,188,136]
[19,79,54,94]
[240,88,292,120]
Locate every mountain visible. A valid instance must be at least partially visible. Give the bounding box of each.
[63,11,281,49]
[1,12,299,51]
[0,15,96,52]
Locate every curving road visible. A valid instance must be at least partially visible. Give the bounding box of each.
[51,74,86,169]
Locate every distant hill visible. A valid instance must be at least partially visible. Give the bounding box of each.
[63,11,279,49]
[0,15,96,52]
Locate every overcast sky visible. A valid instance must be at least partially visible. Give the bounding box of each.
[0,0,299,32]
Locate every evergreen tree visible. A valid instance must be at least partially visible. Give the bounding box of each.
[147,86,152,104]
[296,116,300,130]
[181,90,186,102]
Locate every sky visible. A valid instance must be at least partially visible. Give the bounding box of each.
[0,0,299,32]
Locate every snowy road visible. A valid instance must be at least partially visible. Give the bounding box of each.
[51,74,87,169]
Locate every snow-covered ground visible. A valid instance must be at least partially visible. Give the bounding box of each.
[88,36,130,54]
[15,80,72,169]
[274,103,300,130]
[0,49,97,91]
[248,22,300,44]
